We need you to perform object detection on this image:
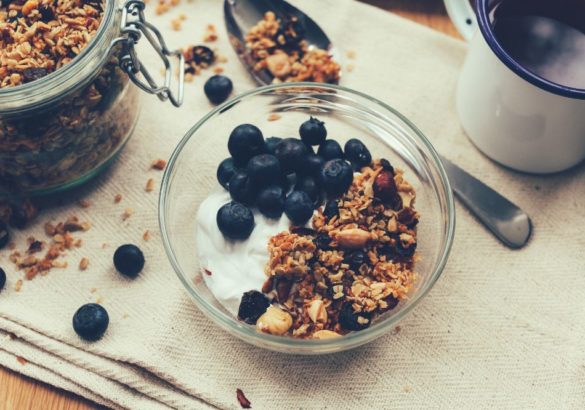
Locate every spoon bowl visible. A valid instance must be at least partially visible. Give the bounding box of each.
[224,0,342,85]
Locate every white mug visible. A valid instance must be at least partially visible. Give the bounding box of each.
[446,0,585,174]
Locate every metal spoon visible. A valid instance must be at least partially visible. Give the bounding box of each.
[224,0,342,85]
[224,0,532,249]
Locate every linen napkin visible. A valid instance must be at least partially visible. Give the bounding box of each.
[1,0,584,409]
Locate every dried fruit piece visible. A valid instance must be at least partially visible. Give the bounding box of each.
[338,303,371,331]
[373,169,400,207]
[237,290,269,324]
[236,388,251,409]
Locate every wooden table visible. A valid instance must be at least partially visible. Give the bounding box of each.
[0,1,459,409]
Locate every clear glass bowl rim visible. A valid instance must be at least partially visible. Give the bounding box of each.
[159,82,456,352]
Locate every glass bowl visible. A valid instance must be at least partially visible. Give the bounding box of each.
[159,83,455,354]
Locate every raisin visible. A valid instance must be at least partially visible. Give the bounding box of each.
[323,199,339,220]
[338,303,371,331]
[314,233,332,250]
[275,277,292,303]
[22,67,49,83]
[191,45,215,65]
[237,290,270,325]
[38,4,54,22]
[380,158,394,173]
[343,250,367,271]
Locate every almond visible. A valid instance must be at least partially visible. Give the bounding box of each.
[312,330,341,340]
[335,228,371,249]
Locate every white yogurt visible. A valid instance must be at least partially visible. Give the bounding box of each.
[196,189,292,315]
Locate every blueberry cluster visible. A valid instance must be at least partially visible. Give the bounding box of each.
[216,117,372,241]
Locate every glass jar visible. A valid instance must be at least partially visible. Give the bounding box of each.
[0,0,183,197]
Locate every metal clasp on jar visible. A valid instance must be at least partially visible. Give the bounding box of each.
[111,0,185,107]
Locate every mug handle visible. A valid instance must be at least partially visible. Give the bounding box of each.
[444,0,477,41]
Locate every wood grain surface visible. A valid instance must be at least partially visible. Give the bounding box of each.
[0,1,459,409]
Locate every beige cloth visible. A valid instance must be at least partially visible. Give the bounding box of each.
[1,0,585,409]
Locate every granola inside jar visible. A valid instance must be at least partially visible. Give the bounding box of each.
[0,0,182,196]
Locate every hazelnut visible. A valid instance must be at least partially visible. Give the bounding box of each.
[265,52,291,78]
[312,330,342,340]
[335,229,371,250]
[307,299,327,323]
[256,306,293,335]
[373,170,400,206]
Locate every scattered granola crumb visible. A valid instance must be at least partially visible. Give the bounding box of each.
[145,178,155,192]
[347,64,355,72]
[236,388,251,409]
[15,279,22,292]
[27,239,44,254]
[90,288,97,294]
[152,159,167,170]
[96,296,104,304]
[203,24,218,42]
[213,66,225,74]
[143,230,152,241]
[79,257,89,271]
[122,313,130,319]
[267,113,281,122]
[346,49,357,59]
[101,243,108,249]
[392,325,401,335]
[217,55,228,64]
[114,194,123,203]
[122,208,134,221]
[16,356,27,366]
[78,200,92,208]
[171,18,182,31]
[403,386,412,393]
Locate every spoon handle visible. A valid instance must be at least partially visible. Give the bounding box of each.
[440,156,532,249]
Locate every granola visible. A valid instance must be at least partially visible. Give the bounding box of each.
[245,11,341,84]
[261,160,418,338]
[0,0,139,194]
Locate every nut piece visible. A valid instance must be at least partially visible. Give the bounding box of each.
[256,306,293,335]
[335,229,371,250]
[312,330,342,340]
[265,52,291,78]
[307,299,327,323]
[373,170,399,203]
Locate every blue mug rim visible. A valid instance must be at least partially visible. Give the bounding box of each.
[475,0,585,100]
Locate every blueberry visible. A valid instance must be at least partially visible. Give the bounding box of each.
[204,75,233,105]
[274,138,308,174]
[0,221,9,249]
[257,185,285,219]
[384,294,399,310]
[320,159,353,196]
[338,303,372,331]
[298,153,325,178]
[216,201,255,240]
[247,154,281,187]
[265,137,282,155]
[317,140,344,161]
[299,117,327,146]
[295,176,320,206]
[284,191,314,225]
[323,199,339,220]
[237,290,270,324]
[217,158,239,190]
[113,244,145,277]
[344,250,366,271]
[228,171,257,206]
[344,138,372,170]
[0,268,5,291]
[72,303,109,341]
[228,124,265,164]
